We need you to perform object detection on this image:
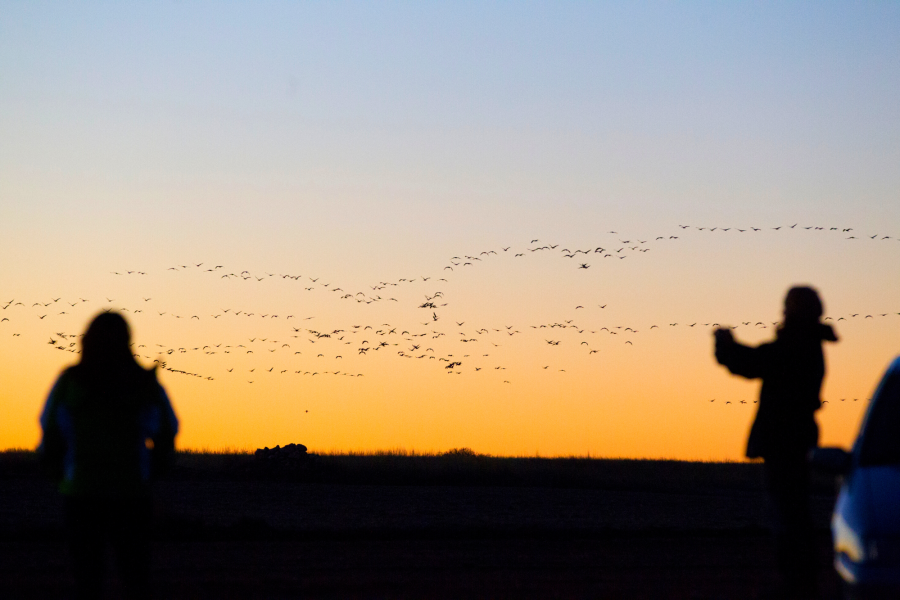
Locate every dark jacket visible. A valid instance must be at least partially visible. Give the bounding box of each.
[39,365,178,497]
[715,323,837,459]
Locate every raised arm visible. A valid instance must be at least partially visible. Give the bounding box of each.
[714,328,767,379]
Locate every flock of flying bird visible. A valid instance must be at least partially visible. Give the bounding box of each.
[3,222,898,406]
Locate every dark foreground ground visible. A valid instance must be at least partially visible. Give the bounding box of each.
[0,452,845,599]
[2,533,842,600]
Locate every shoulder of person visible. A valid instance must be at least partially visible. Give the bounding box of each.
[53,365,84,395]
[59,364,80,379]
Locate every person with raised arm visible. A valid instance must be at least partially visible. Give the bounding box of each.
[715,286,837,599]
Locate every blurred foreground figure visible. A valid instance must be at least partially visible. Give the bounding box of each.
[39,312,178,600]
[714,286,837,600]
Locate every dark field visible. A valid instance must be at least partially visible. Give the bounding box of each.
[0,451,845,599]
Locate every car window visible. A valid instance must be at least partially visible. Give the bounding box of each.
[857,363,900,466]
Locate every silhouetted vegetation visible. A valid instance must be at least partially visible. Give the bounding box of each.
[1,449,839,493]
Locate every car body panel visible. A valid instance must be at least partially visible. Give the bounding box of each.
[832,356,900,587]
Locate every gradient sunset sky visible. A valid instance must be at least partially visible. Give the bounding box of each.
[2,2,899,460]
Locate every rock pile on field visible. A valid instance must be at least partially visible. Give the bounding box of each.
[253,443,311,469]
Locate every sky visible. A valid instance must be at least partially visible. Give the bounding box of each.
[2,2,899,460]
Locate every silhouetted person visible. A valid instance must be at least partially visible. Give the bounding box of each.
[715,286,837,599]
[39,312,178,600]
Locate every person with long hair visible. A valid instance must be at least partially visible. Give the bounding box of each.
[39,312,178,600]
[714,286,838,599]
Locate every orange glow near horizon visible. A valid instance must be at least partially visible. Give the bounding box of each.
[2,227,897,461]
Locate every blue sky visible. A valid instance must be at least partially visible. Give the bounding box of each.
[4,2,898,236]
